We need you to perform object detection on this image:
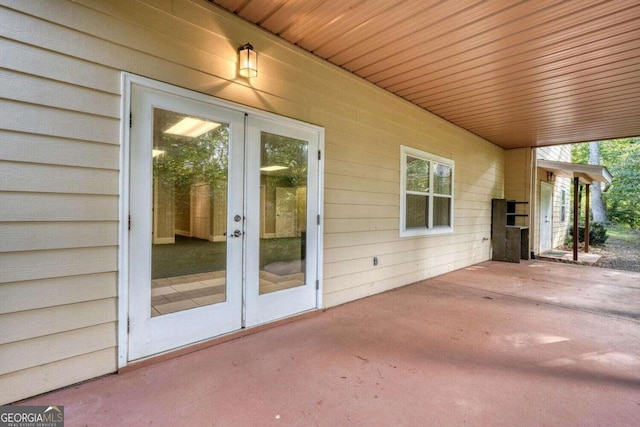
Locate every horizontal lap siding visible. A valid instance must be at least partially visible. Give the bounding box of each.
[323,99,503,307]
[0,0,504,402]
[0,323,116,377]
[505,148,531,203]
[0,0,122,404]
[550,176,572,249]
[0,273,116,315]
[537,146,572,250]
[0,349,116,405]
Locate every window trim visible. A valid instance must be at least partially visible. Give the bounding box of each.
[400,145,455,237]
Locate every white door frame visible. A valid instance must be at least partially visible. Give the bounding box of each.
[118,73,324,367]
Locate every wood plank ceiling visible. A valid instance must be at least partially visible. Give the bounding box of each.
[210,0,640,149]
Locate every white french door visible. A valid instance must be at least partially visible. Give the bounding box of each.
[126,81,321,361]
[244,116,320,327]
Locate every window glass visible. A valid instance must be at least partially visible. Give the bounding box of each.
[150,108,229,316]
[406,194,429,228]
[433,164,452,195]
[259,132,308,295]
[433,197,451,226]
[400,146,454,236]
[406,156,430,192]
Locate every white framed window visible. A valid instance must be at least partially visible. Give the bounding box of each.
[560,189,567,222]
[400,145,454,237]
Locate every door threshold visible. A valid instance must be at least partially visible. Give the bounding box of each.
[119,309,322,374]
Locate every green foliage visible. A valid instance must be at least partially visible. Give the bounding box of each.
[606,145,640,228]
[569,221,608,246]
[606,226,639,241]
[153,128,309,192]
[261,132,308,186]
[572,138,640,229]
[590,222,609,246]
[571,142,589,163]
[154,126,229,191]
[406,156,430,192]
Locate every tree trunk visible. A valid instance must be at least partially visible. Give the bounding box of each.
[589,141,607,222]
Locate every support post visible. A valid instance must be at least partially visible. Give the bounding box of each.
[573,177,579,261]
[585,184,590,253]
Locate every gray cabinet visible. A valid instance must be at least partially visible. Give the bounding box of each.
[492,199,529,263]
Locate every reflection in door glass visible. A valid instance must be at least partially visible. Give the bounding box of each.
[259,132,308,294]
[150,108,228,316]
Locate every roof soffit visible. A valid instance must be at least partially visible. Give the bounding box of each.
[210,0,640,150]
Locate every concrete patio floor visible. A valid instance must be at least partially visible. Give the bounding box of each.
[21,261,640,426]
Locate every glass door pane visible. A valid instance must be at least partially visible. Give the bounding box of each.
[258,132,308,295]
[244,116,320,328]
[150,108,229,316]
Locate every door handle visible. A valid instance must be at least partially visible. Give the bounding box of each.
[231,229,242,237]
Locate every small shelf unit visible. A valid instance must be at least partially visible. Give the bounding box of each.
[506,200,529,226]
[492,199,530,263]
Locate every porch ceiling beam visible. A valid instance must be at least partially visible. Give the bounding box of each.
[537,159,612,186]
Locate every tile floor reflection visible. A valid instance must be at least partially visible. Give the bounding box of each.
[151,270,305,316]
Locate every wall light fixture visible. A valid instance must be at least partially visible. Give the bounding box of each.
[238,43,258,78]
[546,171,555,182]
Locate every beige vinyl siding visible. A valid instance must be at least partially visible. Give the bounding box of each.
[550,176,572,249]
[0,273,116,315]
[536,146,573,250]
[0,323,116,377]
[323,108,502,305]
[0,0,503,402]
[504,148,533,204]
[0,349,116,406]
[0,131,120,170]
[0,1,121,404]
[0,223,118,252]
[503,148,533,254]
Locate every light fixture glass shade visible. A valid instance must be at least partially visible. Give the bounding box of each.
[238,43,258,78]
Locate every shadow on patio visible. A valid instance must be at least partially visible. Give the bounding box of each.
[21,261,640,426]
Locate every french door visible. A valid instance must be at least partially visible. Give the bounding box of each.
[127,83,321,361]
[244,116,320,326]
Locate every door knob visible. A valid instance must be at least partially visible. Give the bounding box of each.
[232,229,242,237]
